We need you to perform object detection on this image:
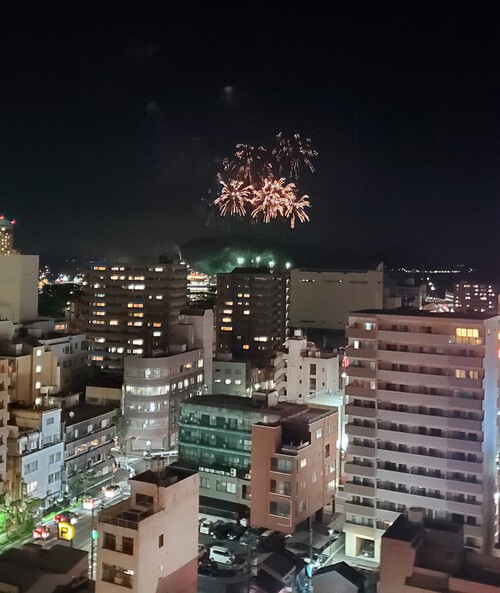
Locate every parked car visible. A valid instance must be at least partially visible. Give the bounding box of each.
[198,544,207,560]
[199,519,213,535]
[198,558,219,577]
[82,497,102,511]
[33,525,50,540]
[209,545,236,565]
[227,523,246,541]
[240,527,266,546]
[54,511,78,525]
[210,522,233,540]
[103,484,121,498]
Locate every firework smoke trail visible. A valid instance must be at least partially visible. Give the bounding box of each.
[213,179,254,216]
[272,133,318,179]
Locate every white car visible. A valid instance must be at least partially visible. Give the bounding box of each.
[199,519,212,535]
[103,484,121,498]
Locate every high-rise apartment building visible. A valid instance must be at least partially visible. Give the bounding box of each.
[273,329,339,401]
[79,260,187,370]
[96,466,198,593]
[342,310,499,561]
[0,360,9,493]
[454,281,499,314]
[216,267,288,368]
[0,216,15,254]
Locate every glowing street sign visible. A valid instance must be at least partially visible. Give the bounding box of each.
[58,521,75,541]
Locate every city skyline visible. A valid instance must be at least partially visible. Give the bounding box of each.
[2,3,499,264]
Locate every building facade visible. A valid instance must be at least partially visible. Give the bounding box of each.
[212,356,249,396]
[288,265,384,331]
[454,281,499,314]
[342,310,499,560]
[0,216,15,254]
[123,349,206,454]
[79,260,187,370]
[379,511,500,593]
[273,329,339,401]
[6,405,64,508]
[216,267,288,368]
[96,466,198,593]
[0,254,38,323]
[250,407,338,534]
[62,403,116,497]
[0,360,9,493]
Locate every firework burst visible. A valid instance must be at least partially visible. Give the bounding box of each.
[272,132,318,179]
[251,177,295,223]
[285,193,310,229]
[214,179,254,217]
[223,144,271,185]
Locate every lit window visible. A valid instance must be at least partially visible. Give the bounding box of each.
[153,323,162,328]
[215,379,222,383]
[353,340,360,349]
[35,365,42,373]
[225,301,233,306]
[243,310,250,315]
[243,293,250,298]
[222,317,232,323]
[221,326,232,332]
[153,331,162,337]
[225,379,232,385]
[35,381,42,389]
[155,295,163,300]
[109,320,119,326]
[132,339,144,345]
[223,309,233,314]
[364,322,374,331]
[235,379,242,385]
[242,344,250,350]
[197,360,203,368]
[36,349,42,357]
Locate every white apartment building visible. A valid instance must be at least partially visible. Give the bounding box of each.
[289,265,384,330]
[96,466,198,593]
[123,349,205,454]
[273,329,339,401]
[6,405,64,507]
[342,310,499,561]
[0,254,39,323]
[212,356,249,396]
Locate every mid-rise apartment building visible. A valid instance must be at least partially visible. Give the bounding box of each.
[212,356,249,396]
[454,281,499,314]
[6,404,64,508]
[62,403,116,497]
[273,329,339,401]
[342,310,499,560]
[216,267,288,368]
[123,349,205,454]
[251,407,338,533]
[80,260,187,370]
[0,340,59,406]
[96,466,198,593]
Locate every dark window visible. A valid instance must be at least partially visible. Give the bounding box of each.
[159,534,164,548]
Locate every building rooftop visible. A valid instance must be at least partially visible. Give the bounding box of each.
[62,402,116,426]
[182,393,309,416]
[0,543,87,592]
[131,465,196,487]
[352,307,497,320]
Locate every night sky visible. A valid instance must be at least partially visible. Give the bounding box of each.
[2,2,500,264]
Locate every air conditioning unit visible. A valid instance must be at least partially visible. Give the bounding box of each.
[230,468,237,477]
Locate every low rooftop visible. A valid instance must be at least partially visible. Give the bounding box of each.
[352,307,497,320]
[62,403,116,426]
[182,393,309,416]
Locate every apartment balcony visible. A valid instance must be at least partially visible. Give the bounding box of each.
[343,482,375,497]
[100,500,163,531]
[347,444,376,458]
[464,524,484,539]
[345,404,376,418]
[377,388,483,411]
[344,462,376,478]
[345,385,376,399]
[378,330,457,347]
[345,424,376,438]
[374,507,400,524]
[347,367,376,380]
[376,486,447,512]
[377,468,445,491]
[343,502,375,518]
[346,327,377,340]
[181,440,251,456]
[378,408,483,433]
[377,349,484,369]
[377,428,483,453]
[178,420,249,436]
[378,369,482,391]
[345,346,377,360]
[446,499,482,516]
[377,448,448,470]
